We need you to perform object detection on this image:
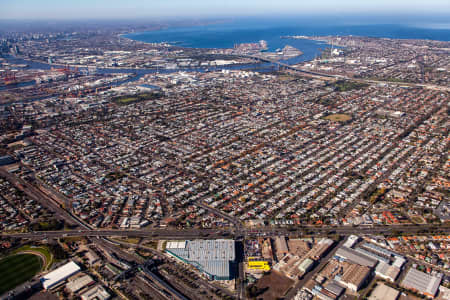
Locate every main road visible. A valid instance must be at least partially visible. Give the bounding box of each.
[238,54,450,92]
[3,223,449,240]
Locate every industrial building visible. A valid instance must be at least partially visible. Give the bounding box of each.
[66,274,95,293]
[247,260,271,271]
[40,261,81,290]
[165,239,235,280]
[335,246,378,268]
[310,286,336,300]
[401,268,442,298]
[274,253,306,279]
[298,258,314,274]
[85,250,100,266]
[369,283,400,300]
[343,235,359,248]
[375,262,401,282]
[336,263,371,292]
[323,281,345,298]
[354,247,390,264]
[360,242,398,258]
[274,236,289,258]
[80,285,111,300]
[308,238,334,260]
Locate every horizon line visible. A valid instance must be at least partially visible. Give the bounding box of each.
[1,12,450,22]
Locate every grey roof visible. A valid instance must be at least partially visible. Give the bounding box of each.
[355,247,390,264]
[195,260,232,278]
[401,268,442,296]
[434,201,450,221]
[66,275,94,293]
[166,239,235,279]
[188,239,235,261]
[361,242,399,258]
[324,280,345,296]
[335,246,378,268]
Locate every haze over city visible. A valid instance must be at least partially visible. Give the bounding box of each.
[1,0,450,19]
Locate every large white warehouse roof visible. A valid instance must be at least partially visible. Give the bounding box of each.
[41,261,81,290]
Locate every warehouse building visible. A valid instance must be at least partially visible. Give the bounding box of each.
[274,236,289,259]
[354,247,390,264]
[401,268,442,298]
[369,283,400,300]
[66,274,95,293]
[308,238,334,260]
[361,242,398,258]
[80,285,110,300]
[323,281,345,298]
[166,239,236,280]
[336,263,371,292]
[298,258,314,274]
[40,261,81,290]
[335,246,378,268]
[343,235,359,248]
[375,262,401,282]
[247,260,270,271]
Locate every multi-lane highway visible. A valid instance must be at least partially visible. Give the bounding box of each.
[2,165,450,300]
[3,223,449,241]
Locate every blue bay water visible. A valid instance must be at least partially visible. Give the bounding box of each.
[124,17,450,63]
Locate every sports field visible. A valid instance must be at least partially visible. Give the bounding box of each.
[14,245,52,270]
[0,254,43,295]
[324,114,352,122]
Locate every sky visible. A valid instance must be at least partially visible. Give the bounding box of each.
[1,0,450,20]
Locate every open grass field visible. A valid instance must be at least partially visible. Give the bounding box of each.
[333,80,369,91]
[13,245,53,270]
[0,254,43,295]
[113,91,163,105]
[116,96,140,104]
[324,113,352,122]
[410,215,427,224]
[278,75,296,81]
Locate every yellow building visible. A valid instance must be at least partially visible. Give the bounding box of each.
[247,260,271,271]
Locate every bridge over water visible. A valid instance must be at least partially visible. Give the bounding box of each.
[238,54,339,79]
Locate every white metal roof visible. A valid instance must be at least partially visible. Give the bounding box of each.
[401,268,442,297]
[41,261,81,289]
[166,241,187,249]
[66,274,94,293]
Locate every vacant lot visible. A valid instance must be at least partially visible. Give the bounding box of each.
[254,271,294,300]
[0,254,43,294]
[324,114,352,122]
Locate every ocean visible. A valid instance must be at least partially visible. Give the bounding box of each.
[124,16,450,63]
